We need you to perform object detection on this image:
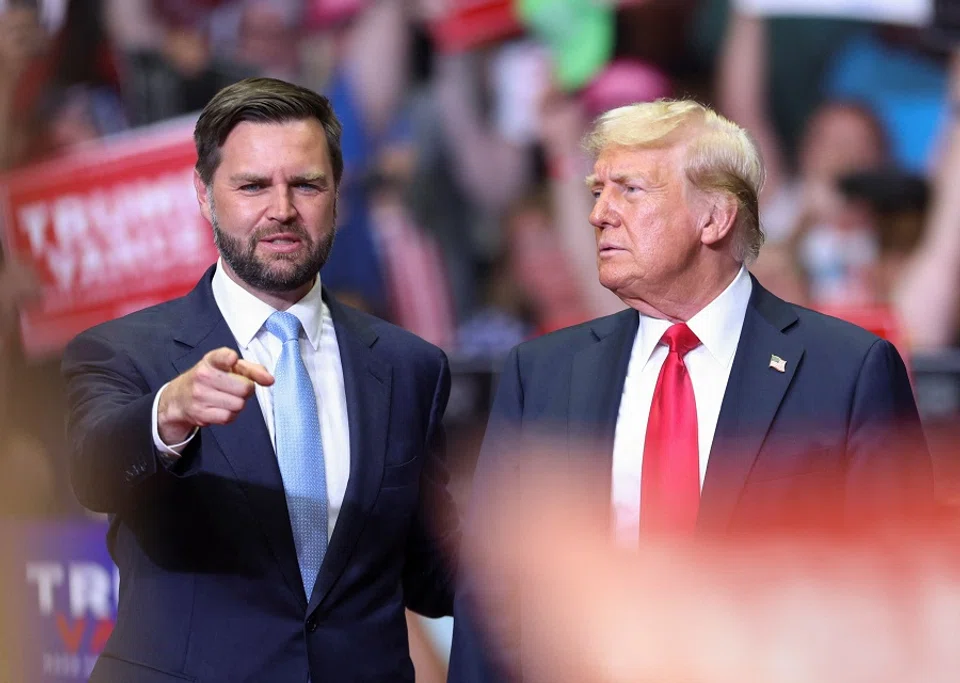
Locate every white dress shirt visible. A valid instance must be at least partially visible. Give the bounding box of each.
[151,262,350,543]
[611,267,753,544]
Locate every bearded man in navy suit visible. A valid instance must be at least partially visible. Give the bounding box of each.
[448,100,932,682]
[63,77,459,683]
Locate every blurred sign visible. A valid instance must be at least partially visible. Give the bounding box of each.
[429,0,523,52]
[0,117,217,358]
[0,520,115,682]
[733,0,933,25]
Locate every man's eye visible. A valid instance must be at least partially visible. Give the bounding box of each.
[240,184,263,191]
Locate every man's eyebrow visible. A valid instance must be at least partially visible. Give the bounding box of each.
[227,172,330,185]
[585,171,648,188]
[229,173,269,184]
[288,172,329,184]
[610,171,646,185]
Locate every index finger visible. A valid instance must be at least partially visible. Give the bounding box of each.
[233,359,275,386]
[205,347,240,371]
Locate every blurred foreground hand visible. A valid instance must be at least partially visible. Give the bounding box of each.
[463,455,960,683]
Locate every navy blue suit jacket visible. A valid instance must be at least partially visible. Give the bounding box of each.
[62,267,459,683]
[448,278,932,682]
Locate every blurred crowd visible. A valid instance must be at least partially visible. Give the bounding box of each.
[2,0,960,513]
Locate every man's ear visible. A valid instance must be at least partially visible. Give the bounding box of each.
[699,193,739,247]
[194,170,212,224]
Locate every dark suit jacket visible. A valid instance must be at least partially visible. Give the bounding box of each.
[61,267,459,683]
[448,278,933,682]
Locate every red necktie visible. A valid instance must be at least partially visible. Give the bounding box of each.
[640,323,702,536]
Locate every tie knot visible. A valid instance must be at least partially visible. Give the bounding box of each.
[660,323,701,357]
[265,311,304,343]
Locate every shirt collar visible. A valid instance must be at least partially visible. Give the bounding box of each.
[211,259,324,351]
[635,266,752,368]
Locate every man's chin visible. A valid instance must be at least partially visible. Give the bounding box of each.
[231,257,318,293]
[261,270,317,292]
[597,271,624,295]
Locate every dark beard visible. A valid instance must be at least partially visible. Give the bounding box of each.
[212,212,336,294]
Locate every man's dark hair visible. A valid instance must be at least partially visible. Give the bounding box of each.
[194,77,343,187]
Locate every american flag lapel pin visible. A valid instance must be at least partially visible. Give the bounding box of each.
[769,355,787,373]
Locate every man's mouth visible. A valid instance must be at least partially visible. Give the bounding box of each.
[259,234,304,252]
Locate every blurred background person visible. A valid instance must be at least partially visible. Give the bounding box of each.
[0,0,126,174]
[0,256,57,517]
[120,0,253,126]
[10,0,127,165]
[0,0,46,168]
[777,102,889,307]
[210,0,305,84]
[893,50,960,351]
[456,190,589,359]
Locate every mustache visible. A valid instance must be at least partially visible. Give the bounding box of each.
[249,224,312,243]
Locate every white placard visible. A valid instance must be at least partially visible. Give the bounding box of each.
[733,0,933,26]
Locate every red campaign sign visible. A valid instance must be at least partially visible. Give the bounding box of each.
[0,117,218,359]
[429,0,523,53]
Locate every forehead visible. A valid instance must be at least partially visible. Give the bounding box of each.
[218,119,331,169]
[591,143,683,182]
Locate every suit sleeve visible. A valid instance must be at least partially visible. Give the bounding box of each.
[449,345,525,683]
[61,329,163,513]
[845,338,934,528]
[403,350,461,618]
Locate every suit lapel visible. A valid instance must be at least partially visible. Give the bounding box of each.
[171,267,306,606]
[567,310,638,471]
[698,279,804,533]
[308,294,391,614]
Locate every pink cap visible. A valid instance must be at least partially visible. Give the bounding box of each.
[579,59,672,118]
[305,0,368,29]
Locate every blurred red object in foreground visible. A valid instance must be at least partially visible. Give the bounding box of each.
[463,451,949,683]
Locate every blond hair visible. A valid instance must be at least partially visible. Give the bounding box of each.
[583,100,765,263]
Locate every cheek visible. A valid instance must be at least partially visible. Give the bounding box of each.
[623,206,669,249]
[626,216,696,265]
[217,199,262,228]
[299,199,335,225]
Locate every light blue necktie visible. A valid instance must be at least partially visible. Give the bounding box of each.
[265,311,328,598]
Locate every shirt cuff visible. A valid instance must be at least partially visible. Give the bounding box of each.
[152,382,198,462]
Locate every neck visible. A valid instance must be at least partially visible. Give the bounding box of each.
[619,259,741,322]
[221,262,314,311]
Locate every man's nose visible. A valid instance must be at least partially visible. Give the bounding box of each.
[267,186,297,223]
[589,191,620,229]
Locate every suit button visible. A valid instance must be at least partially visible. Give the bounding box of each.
[306,615,318,632]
